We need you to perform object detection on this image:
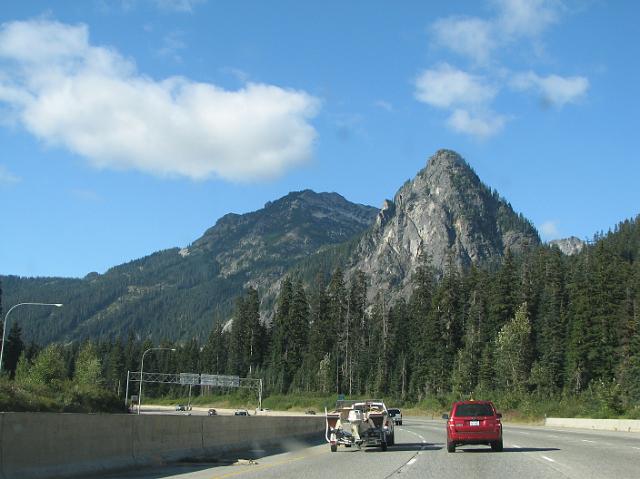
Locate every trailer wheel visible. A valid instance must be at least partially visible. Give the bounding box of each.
[331,444,337,453]
[381,442,388,451]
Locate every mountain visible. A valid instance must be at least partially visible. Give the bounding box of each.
[348,150,540,298]
[549,236,586,256]
[1,191,377,344]
[2,150,542,345]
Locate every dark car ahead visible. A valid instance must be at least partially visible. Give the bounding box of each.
[443,400,503,453]
[388,408,403,425]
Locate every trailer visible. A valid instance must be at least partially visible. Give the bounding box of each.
[325,399,395,452]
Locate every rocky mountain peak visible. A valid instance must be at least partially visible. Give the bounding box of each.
[549,236,585,255]
[352,149,540,299]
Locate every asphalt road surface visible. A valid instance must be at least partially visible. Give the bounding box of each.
[98,418,640,479]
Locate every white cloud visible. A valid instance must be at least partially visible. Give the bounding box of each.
[493,0,561,38]
[0,165,20,184]
[431,17,496,65]
[0,20,320,181]
[512,71,589,107]
[420,1,587,138]
[414,64,502,139]
[414,63,496,109]
[447,109,507,138]
[540,220,560,238]
[431,1,562,64]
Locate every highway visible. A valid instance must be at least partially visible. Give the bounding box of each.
[98,418,640,479]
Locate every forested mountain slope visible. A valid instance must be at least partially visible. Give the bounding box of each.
[1,190,377,343]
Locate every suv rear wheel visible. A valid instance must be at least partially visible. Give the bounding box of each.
[491,439,503,452]
[447,441,456,453]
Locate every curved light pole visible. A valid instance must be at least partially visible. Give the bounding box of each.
[0,302,63,372]
[137,347,176,415]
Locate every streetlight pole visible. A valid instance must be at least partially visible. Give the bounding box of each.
[137,347,176,415]
[0,302,63,372]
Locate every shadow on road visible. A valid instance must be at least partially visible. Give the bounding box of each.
[457,446,561,453]
[362,442,444,453]
[503,447,561,453]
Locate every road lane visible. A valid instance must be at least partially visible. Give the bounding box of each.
[95,418,640,479]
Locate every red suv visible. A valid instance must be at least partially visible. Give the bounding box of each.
[443,400,503,453]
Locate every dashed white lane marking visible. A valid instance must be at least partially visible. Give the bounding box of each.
[632,447,640,450]
[407,458,417,466]
[582,439,596,444]
[404,429,428,450]
[541,455,556,463]
[511,444,521,448]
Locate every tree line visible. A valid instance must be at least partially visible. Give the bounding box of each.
[1,216,639,415]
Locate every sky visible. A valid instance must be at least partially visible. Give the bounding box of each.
[0,0,638,278]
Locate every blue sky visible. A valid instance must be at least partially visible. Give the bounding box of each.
[1,0,638,278]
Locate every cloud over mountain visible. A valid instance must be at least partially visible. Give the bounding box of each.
[416,0,588,138]
[0,19,320,181]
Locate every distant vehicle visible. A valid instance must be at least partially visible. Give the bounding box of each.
[175,404,186,411]
[443,400,503,453]
[388,408,402,425]
[305,409,316,415]
[208,408,217,416]
[234,409,250,416]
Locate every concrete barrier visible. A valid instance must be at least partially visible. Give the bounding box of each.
[132,415,203,464]
[545,417,640,432]
[0,413,324,479]
[1,413,134,479]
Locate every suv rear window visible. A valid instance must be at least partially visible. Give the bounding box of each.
[388,409,400,414]
[454,403,494,417]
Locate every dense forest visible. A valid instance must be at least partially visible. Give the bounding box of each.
[1,216,639,417]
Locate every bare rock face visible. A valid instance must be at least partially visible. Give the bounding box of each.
[350,149,540,299]
[549,236,585,256]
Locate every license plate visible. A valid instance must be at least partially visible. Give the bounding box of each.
[470,420,480,426]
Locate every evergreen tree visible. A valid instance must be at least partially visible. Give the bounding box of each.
[285,280,310,392]
[105,340,125,394]
[307,274,332,392]
[202,322,228,374]
[408,249,437,400]
[488,249,518,336]
[327,268,347,393]
[4,321,24,379]
[269,277,294,392]
[347,271,367,395]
